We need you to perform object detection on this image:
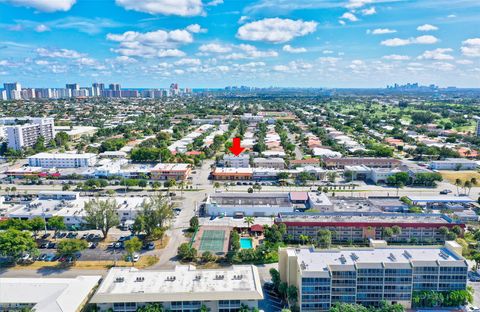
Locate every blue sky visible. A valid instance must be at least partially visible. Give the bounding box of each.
[0,0,479,88]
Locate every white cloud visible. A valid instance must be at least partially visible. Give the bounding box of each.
[417,24,438,31]
[115,0,204,16]
[273,65,290,72]
[418,48,453,60]
[186,24,207,33]
[368,28,396,35]
[382,54,410,60]
[199,43,232,53]
[381,35,438,46]
[434,62,455,71]
[340,12,359,22]
[238,16,249,24]
[157,49,186,58]
[456,59,473,65]
[415,35,438,44]
[361,7,376,15]
[36,47,84,58]
[35,24,50,32]
[75,57,97,66]
[115,56,137,63]
[34,60,50,65]
[322,50,334,54]
[107,27,194,58]
[207,0,222,6]
[174,58,201,66]
[346,0,373,9]
[273,61,312,72]
[318,57,341,64]
[237,18,317,43]
[282,45,307,53]
[0,0,76,12]
[461,38,480,57]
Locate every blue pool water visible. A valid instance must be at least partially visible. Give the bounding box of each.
[240,237,253,249]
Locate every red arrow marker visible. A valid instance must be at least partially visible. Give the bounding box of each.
[229,137,245,156]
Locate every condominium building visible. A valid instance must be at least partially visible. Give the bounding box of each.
[275,212,464,243]
[279,240,467,311]
[28,152,97,168]
[90,265,263,312]
[1,117,55,150]
[223,154,250,168]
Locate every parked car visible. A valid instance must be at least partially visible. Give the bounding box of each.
[90,242,98,249]
[39,253,48,261]
[21,254,30,261]
[47,242,56,249]
[147,242,155,250]
[41,233,51,239]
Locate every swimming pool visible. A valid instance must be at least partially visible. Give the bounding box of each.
[240,237,253,249]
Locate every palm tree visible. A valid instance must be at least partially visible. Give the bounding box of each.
[455,178,462,195]
[464,180,473,195]
[244,216,255,229]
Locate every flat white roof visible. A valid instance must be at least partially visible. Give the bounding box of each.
[0,276,101,312]
[29,152,97,159]
[152,163,190,171]
[291,244,466,272]
[408,195,474,203]
[91,265,263,303]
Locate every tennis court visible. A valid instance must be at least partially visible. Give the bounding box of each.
[193,226,231,255]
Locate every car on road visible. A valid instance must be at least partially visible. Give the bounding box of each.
[44,254,57,262]
[440,189,452,194]
[66,232,78,239]
[468,271,480,282]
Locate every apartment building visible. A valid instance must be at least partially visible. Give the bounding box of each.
[90,265,263,312]
[223,154,250,168]
[429,158,477,170]
[150,163,191,181]
[0,117,55,150]
[28,152,97,168]
[323,157,402,169]
[275,212,464,243]
[279,240,467,311]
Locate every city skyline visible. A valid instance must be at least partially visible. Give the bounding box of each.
[0,0,479,88]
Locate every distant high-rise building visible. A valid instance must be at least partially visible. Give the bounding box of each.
[170,83,179,96]
[65,83,80,92]
[109,83,121,91]
[92,83,105,97]
[3,82,21,100]
[475,116,480,137]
